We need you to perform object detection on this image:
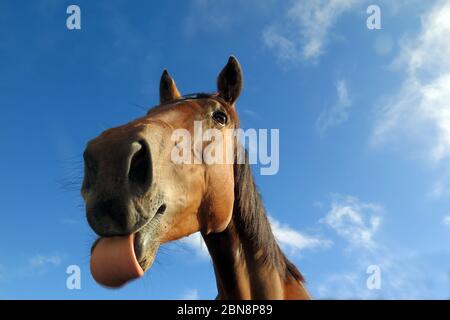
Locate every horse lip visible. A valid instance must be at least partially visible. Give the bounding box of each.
[89,216,147,254]
[133,204,165,270]
[133,232,146,270]
[89,203,165,259]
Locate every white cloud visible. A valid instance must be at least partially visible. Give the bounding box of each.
[182,0,277,38]
[263,0,358,62]
[442,215,450,226]
[315,250,450,299]
[181,218,330,259]
[179,232,210,259]
[316,272,371,299]
[315,195,450,299]
[316,79,352,134]
[429,180,450,199]
[372,0,450,164]
[262,1,425,64]
[29,255,62,268]
[241,108,262,121]
[320,195,382,249]
[182,0,232,37]
[269,216,331,255]
[262,27,299,62]
[0,254,63,282]
[179,289,200,300]
[374,34,394,56]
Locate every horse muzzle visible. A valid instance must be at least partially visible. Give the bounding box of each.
[81,132,154,236]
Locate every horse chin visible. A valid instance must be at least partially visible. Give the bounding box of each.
[134,213,163,272]
[134,234,160,272]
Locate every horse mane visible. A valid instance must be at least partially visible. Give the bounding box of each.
[232,151,304,283]
[152,92,304,283]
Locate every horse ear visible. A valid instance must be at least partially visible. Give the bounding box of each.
[160,69,181,103]
[217,56,243,106]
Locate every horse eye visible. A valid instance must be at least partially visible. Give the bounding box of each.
[212,110,228,125]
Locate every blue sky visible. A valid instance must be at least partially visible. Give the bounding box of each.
[1,0,450,299]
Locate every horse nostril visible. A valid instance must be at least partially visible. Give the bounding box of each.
[128,140,152,192]
[156,204,166,215]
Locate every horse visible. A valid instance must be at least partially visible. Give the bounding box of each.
[81,56,311,299]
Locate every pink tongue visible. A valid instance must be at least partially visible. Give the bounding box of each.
[90,234,144,288]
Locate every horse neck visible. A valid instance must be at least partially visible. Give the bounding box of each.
[202,161,310,300]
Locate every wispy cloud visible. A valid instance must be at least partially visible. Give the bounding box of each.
[182,0,276,38]
[320,195,382,249]
[241,108,262,121]
[263,0,358,63]
[0,254,64,283]
[316,194,450,299]
[316,249,450,299]
[442,215,450,227]
[429,180,450,199]
[180,217,330,259]
[372,0,450,164]
[182,0,232,37]
[269,216,331,255]
[179,289,200,300]
[316,272,369,299]
[179,232,210,259]
[29,255,62,268]
[316,79,352,134]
